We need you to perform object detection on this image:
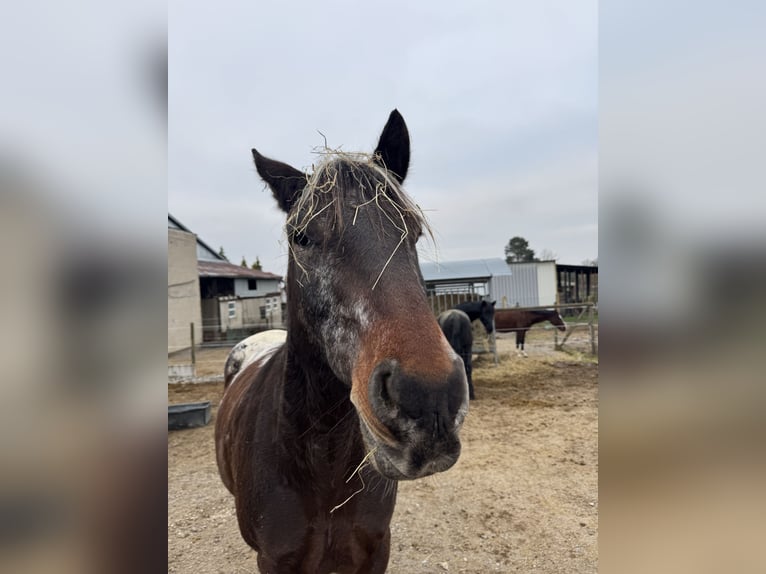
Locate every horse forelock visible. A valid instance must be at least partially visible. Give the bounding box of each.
[286,153,430,246]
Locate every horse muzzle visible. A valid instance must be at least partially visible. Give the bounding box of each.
[353,357,468,480]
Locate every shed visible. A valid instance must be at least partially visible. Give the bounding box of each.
[502,261,558,309]
[419,258,564,310]
[556,263,598,305]
[197,258,283,342]
[168,214,284,345]
[420,258,510,297]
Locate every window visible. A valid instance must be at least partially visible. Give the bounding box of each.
[248,279,258,290]
[227,302,236,318]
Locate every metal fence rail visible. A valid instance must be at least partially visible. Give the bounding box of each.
[168,302,597,382]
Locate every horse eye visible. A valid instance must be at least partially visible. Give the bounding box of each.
[292,230,313,247]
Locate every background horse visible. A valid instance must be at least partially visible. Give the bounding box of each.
[438,309,475,400]
[494,308,566,356]
[215,110,468,574]
[455,299,496,334]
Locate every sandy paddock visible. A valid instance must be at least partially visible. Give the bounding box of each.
[168,330,597,573]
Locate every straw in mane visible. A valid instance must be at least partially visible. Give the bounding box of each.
[286,150,433,289]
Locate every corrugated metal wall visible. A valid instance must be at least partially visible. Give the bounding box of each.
[492,262,557,309]
[494,264,538,308]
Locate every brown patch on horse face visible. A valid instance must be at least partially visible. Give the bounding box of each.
[350,309,457,446]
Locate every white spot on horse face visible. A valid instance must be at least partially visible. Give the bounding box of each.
[353,301,371,329]
[309,262,372,383]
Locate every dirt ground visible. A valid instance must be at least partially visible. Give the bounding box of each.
[168,329,598,573]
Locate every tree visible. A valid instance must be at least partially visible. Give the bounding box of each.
[241,256,248,268]
[582,258,598,267]
[505,236,536,263]
[218,246,227,260]
[251,257,262,271]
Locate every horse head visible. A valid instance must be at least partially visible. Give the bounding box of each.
[251,110,468,480]
[477,300,496,334]
[550,310,567,332]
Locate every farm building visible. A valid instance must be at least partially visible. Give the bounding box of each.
[168,215,284,349]
[504,261,558,308]
[420,258,598,311]
[168,216,203,353]
[420,258,509,314]
[198,257,283,342]
[557,263,598,305]
[420,258,558,310]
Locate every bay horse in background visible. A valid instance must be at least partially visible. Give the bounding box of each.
[494,308,566,356]
[454,299,496,335]
[215,110,468,574]
[437,309,475,400]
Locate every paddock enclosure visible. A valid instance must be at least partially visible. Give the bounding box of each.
[169,332,598,573]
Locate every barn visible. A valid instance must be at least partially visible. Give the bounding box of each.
[168,214,284,350]
[420,257,597,311]
[420,258,557,310]
[557,263,599,305]
[197,257,282,342]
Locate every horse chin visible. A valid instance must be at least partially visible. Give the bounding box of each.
[356,416,461,481]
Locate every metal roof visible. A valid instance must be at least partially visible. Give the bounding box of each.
[420,258,511,282]
[198,260,282,281]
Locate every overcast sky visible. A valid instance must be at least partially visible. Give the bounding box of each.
[168,1,597,277]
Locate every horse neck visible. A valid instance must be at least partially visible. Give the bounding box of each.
[458,303,479,321]
[281,323,356,433]
[529,310,554,325]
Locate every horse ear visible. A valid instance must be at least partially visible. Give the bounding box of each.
[251,149,307,213]
[374,109,410,184]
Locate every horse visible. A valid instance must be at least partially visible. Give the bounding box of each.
[454,299,496,334]
[494,308,566,356]
[437,309,475,400]
[215,110,469,574]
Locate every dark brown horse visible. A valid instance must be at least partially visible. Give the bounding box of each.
[215,110,468,574]
[494,308,566,356]
[454,299,496,335]
[437,309,475,400]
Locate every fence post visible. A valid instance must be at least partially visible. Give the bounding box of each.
[588,304,596,355]
[190,322,196,366]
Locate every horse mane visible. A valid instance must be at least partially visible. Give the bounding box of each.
[288,151,428,238]
[287,150,434,289]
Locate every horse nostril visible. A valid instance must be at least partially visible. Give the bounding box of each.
[378,370,392,403]
[370,361,398,406]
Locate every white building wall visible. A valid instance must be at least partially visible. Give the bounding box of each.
[536,261,558,306]
[500,263,539,308]
[168,228,203,353]
[498,261,558,308]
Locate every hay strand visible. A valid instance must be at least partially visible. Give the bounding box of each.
[329,448,377,514]
[287,147,434,289]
